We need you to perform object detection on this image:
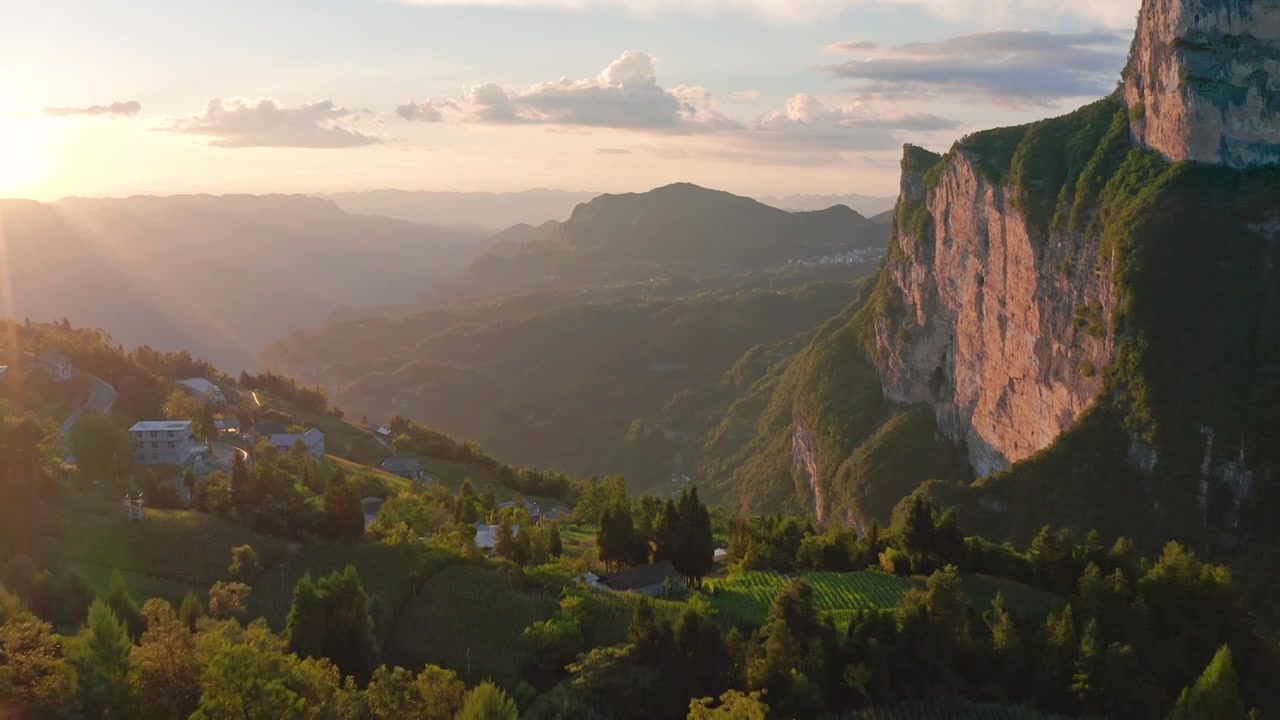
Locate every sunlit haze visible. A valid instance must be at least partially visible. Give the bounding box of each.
[4,0,1140,199]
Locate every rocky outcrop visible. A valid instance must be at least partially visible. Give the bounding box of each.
[791,419,826,522]
[1124,0,1280,167]
[872,153,1114,477]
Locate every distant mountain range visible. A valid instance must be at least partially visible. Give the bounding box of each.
[0,195,485,372]
[470,183,887,291]
[324,189,598,231]
[324,188,897,232]
[757,193,897,217]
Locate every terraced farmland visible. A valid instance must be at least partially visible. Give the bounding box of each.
[707,570,916,628]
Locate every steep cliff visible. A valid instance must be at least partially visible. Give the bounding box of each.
[1124,0,1280,167]
[874,119,1116,476]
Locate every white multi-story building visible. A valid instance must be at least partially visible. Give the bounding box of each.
[130,420,195,466]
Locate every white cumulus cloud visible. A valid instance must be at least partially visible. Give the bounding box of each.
[158,98,382,148]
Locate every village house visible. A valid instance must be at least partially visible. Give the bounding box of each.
[35,350,73,383]
[380,456,425,481]
[268,428,325,459]
[591,561,683,597]
[473,521,520,552]
[362,497,385,529]
[129,420,195,466]
[178,378,225,404]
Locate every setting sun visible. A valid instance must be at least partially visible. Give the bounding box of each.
[0,109,55,198]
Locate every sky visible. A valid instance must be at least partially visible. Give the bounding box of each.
[0,0,1142,200]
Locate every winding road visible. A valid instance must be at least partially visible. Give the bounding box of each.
[61,372,118,458]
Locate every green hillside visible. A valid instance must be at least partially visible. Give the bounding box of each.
[266,278,868,493]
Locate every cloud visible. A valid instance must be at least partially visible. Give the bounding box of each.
[396,99,444,122]
[393,0,1138,26]
[821,30,1128,107]
[596,147,633,154]
[42,100,142,118]
[157,98,382,148]
[744,93,960,152]
[724,90,763,101]
[448,51,737,132]
[825,40,878,54]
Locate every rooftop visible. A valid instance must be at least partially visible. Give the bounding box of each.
[178,378,221,395]
[602,561,680,592]
[130,420,193,432]
[381,457,423,473]
[269,428,324,446]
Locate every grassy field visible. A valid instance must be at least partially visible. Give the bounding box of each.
[706,570,1063,630]
[386,564,560,681]
[326,456,414,495]
[248,543,454,634]
[31,499,289,603]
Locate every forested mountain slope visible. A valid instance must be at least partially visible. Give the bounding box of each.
[467,183,885,292]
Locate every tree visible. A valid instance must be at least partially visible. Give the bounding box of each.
[230,453,251,516]
[688,690,770,719]
[67,599,134,716]
[69,411,132,485]
[163,389,203,422]
[0,601,77,718]
[229,545,262,582]
[365,664,467,720]
[197,403,219,447]
[207,581,251,621]
[899,496,937,573]
[323,468,365,541]
[192,621,340,720]
[1169,645,1246,720]
[676,488,715,587]
[458,680,519,720]
[512,526,534,569]
[179,591,204,633]
[130,599,201,720]
[285,566,378,683]
[104,569,145,640]
[547,523,564,558]
[495,519,517,560]
[598,499,643,572]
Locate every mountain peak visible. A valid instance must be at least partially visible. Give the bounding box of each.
[1123,0,1280,167]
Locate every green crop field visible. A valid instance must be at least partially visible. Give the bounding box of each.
[707,570,915,628]
[837,697,1074,719]
[707,570,1064,630]
[386,564,560,681]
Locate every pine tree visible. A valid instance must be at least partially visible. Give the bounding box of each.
[458,681,518,720]
[104,569,144,640]
[285,566,378,683]
[512,527,533,568]
[654,499,681,564]
[547,523,564,558]
[178,591,204,633]
[68,599,134,716]
[1169,645,1246,720]
[495,519,516,559]
[323,468,364,541]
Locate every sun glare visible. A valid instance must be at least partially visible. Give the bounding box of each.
[0,109,55,199]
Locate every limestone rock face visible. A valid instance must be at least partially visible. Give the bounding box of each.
[872,155,1115,477]
[1124,0,1280,167]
